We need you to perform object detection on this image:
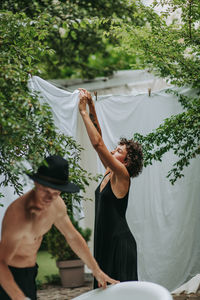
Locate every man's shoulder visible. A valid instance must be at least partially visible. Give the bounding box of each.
[7,190,32,209]
[55,195,66,206]
[5,199,23,218]
[53,196,67,217]
[3,193,30,229]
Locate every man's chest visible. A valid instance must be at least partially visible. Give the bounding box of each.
[32,217,53,237]
[23,211,56,244]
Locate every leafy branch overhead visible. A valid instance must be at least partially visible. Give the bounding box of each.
[0,0,143,206]
[0,11,98,203]
[109,0,200,183]
[134,91,200,184]
[0,0,142,79]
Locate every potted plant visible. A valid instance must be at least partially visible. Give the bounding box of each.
[46,199,92,288]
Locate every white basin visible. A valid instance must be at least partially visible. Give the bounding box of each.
[73,281,173,300]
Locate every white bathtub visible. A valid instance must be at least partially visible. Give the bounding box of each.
[73,281,173,300]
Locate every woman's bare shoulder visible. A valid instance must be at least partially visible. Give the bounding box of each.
[111,172,130,198]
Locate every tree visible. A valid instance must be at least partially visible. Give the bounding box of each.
[0,11,97,205]
[0,0,143,79]
[0,0,143,207]
[110,0,200,183]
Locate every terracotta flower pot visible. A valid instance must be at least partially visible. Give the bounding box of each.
[56,259,84,288]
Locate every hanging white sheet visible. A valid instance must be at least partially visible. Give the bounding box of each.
[95,91,200,291]
[28,76,79,137]
[0,75,200,292]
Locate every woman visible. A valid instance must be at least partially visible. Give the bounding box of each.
[79,89,143,288]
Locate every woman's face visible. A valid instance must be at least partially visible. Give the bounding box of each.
[111,144,127,164]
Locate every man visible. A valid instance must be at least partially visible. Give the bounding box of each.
[0,155,118,300]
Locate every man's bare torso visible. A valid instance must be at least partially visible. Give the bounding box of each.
[2,189,61,268]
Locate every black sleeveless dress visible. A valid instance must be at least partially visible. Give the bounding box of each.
[93,177,138,289]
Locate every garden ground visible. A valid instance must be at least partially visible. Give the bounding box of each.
[38,281,200,300]
[37,279,93,300]
[37,251,200,299]
[37,280,200,300]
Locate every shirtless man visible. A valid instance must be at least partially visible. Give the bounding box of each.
[0,155,118,300]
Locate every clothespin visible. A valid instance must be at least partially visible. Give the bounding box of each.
[148,88,151,97]
[94,91,98,101]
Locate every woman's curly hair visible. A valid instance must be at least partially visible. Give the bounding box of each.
[119,137,143,178]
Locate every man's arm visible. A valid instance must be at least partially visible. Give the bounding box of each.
[0,217,26,300]
[54,200,119,288]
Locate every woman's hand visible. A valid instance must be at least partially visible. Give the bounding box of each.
[79,89,88,113]
[79,88,94,111]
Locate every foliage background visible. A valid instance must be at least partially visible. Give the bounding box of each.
[0,0,199,204]
[0,0,142,79]
[108,0,200,183]
[0,0,142,203]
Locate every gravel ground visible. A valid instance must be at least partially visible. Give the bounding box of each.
[37,281,93,300]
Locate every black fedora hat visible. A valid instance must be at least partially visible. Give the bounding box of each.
[27,155,80,193]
